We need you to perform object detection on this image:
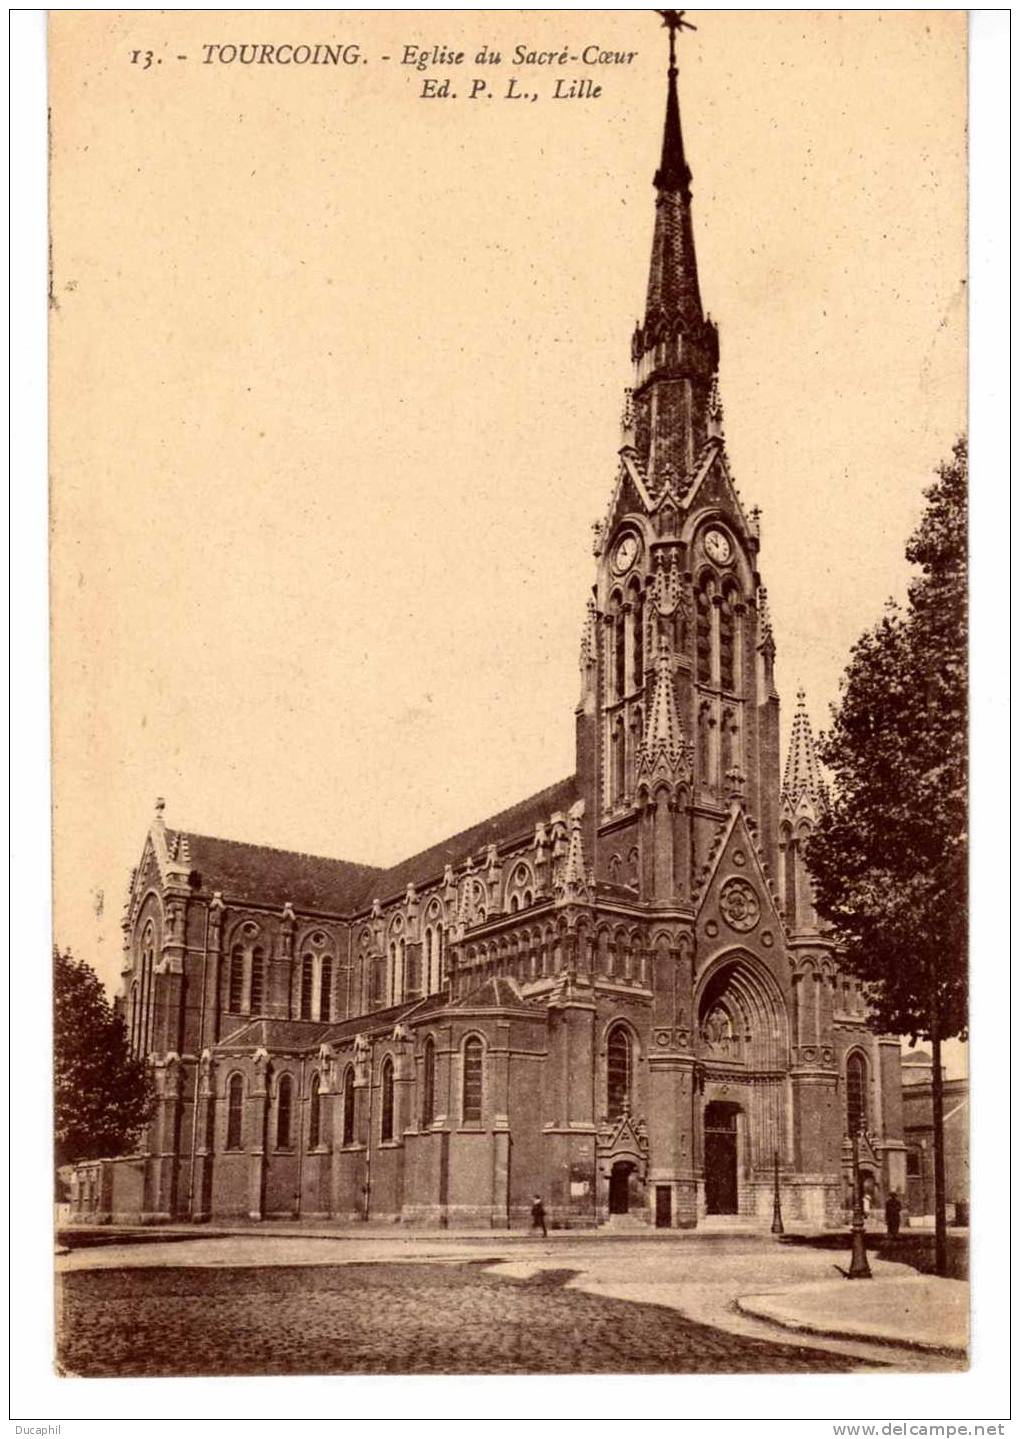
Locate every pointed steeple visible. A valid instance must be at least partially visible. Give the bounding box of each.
[629,15,719,491]
[782,689,826,813]
[641,27,704,342]
[636,639,694,789]
[654,16,692,196]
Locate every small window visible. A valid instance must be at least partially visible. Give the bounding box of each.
[906,1149,922,1179]
[319,956,332,1022]
[342,1066,355,1145]
[405,943,420,997]
[846,1052,868,1137]
[371,956,386,1008]
[422,1038,436,1128]
[607,1025,631,1121]
[250,946,265,1013]
[300,954,314,1020]
[226,1074,244,1150]
[276,1074,293,1149]
[228,946,245,1012]
[462,1037,483,1123]
[309,1074,322,1149]
[380,1057,395,1142]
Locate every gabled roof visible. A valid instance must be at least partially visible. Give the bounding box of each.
[182,832,381,915]
[167,774,578,918]
[455,975,531,1010]
[682,439,755,542]
[693,802,783,933]
[215,996,440,1054]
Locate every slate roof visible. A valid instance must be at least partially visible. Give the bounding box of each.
[455,976,532,1010]
[177,773,578,918]
[374,774,578,902]
[216,991,469,1054]
[183,832,381,915]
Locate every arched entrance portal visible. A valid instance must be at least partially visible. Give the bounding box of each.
[704,1102,739,1215]
[609,1160,636,1215]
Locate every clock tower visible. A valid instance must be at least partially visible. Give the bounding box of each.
[577,19,782,905]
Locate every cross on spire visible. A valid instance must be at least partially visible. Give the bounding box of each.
[657,9,697,73]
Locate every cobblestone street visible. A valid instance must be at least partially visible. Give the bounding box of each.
[58,1259,863,1377]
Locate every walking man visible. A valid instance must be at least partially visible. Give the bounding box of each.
[531,1193,547,1238]
[884,1190,903,1239]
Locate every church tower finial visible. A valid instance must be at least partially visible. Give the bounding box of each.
[654,11,695,194]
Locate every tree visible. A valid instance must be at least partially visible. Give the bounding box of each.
[807,438,967,1277]
[53,946,155,1170]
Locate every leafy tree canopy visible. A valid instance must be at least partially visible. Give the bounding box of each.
[808,438,967,1046]
[54,946,155,1167]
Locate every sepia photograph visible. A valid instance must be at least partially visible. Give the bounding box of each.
[15,2,1007,1425]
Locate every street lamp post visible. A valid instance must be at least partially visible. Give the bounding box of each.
[848,1129,872,1279]
[771,1148,784,1235]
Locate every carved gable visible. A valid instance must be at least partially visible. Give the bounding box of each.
[693,807,784,962]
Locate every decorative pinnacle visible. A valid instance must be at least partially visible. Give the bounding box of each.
[637,638,694,784]
[757,586,775,651]
[783,688,826,811]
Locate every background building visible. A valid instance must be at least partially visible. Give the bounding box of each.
[901,1050,969,1222]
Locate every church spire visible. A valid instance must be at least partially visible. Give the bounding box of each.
[782,689,826,813]
[654,12,693,196]
[629,13,719,490]
[639,12,708,350]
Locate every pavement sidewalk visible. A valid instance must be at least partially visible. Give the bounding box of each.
[737,1274,968,1356]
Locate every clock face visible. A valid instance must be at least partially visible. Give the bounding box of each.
[704,528,733,564]
[612,533,640,574]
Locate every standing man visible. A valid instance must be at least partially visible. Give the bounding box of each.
[884,1190,903,1239]
[531,1194,548,1238]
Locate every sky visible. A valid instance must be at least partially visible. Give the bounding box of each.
[49,10,967,1082]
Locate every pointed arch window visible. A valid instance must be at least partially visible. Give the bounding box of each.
[228,945,245,1012]
[319,956,332,1021]
[721,709,737,780]
[422,1037,436,1128]
[720,590,736,692]
[632,588,644,689]
[300,954,314,1019]
[462,1037,483,1123]
[846,1052,868,1137]
[371,955,386,1008]
[607,1025,632,1121]
[276,1074,293,1149]
[250,946,266,1014]
[226,1074,244,1150]
[379,1056,396,1142]
[783,833,799,923]
[342,1066,356,1145]
[309,1074,322,1149]
[697,703,713,789]
[611,717,626,805]
[696,579,713,684]
[405,942,421,997]
[615,607,627,700]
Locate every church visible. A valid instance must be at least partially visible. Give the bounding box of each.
[70,29,907,1230]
